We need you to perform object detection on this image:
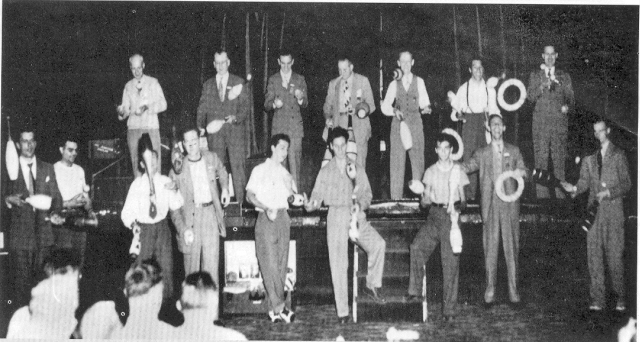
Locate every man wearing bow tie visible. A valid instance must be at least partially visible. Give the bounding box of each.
[197,50,250,205]
[323,57,376,169]
[118,54,168,177]
[265,50,308,189]
[561,119,631,312]
[527,45,575,199]
[5,127,63,308]
[461,114,528,308]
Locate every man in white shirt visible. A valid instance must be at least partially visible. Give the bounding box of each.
[451,57,500,200]
[246,134,297,323]
[118,54,168,177]
[121,134,184,302]
[381,51,432,199]
[53,136,91,266]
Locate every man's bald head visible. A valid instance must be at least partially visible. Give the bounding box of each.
[129,54,145,80]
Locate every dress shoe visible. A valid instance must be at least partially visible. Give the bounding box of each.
[403,294,423,303]
[442,315,455,322]
[268,310,283,323]
[615,300,626,312]
[588,304,603,312]
[363,287,386,304]
[279,308,296,323]
[508,301,524,310]
[213,320,226,327]
[338,316,350,324]
[482,301,496,309]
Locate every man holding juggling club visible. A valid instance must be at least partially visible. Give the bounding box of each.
[560,119,631,312]
[4,126,64,307]
[460,114,528,308]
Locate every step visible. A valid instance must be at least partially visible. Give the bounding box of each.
[356,254,409,278]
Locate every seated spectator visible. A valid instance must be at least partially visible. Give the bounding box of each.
[6,249,81,339]
[79,300,123,339]
[166,272,247,340]
[110,259,175,339]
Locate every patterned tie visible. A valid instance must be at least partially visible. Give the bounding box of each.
[218,78,224,102]
[27,163,35,195]
[342,79,350,111]
[597,150,603,180]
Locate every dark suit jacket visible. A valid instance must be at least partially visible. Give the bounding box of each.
[170,151,229,253]
[264,72,308,139]
[526,68,575,122]
[196,73,249,130]
[576,143,631,208]
[6,159,63,251]
[462,143,528,222]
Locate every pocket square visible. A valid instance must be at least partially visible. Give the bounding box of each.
[45,176,50,183]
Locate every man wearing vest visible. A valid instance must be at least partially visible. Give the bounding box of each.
[381,51,432,200]
[197,50,250,205]
[451,57,500,200]
[323,57,376,169]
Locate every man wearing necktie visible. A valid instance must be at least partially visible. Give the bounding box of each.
[265,50,308,189]
[527,45,575,199]
[197,50,250,206]
[323,57,376,169]
[5,128,63,308]
[461,114,528,308]
[381,51,432,200]
[561,119,631,312]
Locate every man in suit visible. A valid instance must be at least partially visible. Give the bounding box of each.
[323,56,376,169]
[170,126,230,294]
[5,127,63,307]
[197,50,249,205]
[561,119,631,312]
[527,45,575,199]
[461,114,528,307]
[381,51,432,199]
[264,50,308,189]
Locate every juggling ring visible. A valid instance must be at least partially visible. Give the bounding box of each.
[495,170,525,202]
[497,79,527,112]
[441,128,463,161]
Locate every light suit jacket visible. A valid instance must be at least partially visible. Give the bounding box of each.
[462,143,528,222]
[576,143,631,209]
[323,73,376,142]
[170,151,229,253]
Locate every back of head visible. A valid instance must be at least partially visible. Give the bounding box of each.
[181,271,217,310]
[42,248,81,279]
[125,259,162,298]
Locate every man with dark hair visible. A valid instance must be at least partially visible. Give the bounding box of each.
[381,50,432,199]
[405,132,468,321]
[170,125,230,299]
[197,50,250,205]
[305,126,386,324]
[117,54,167,177]
[246,133,297,323]
[7,248,81,339]
[527,45,575,199]
[265,50,308,189]
[323,56,376,169]
[53,135,91,267]
[121,134,184,303]
[461,114,528,307]
[561,119,631,312]
[5,127,64,307]
[451,57,500,200]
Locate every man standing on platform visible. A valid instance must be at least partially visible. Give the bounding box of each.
[461,114,528,308]
[53,135,92,267]
[5,127,63,307]
[118,54,167,177]
[264,50,308,189]
[451,57,500,200]
[121,134,184,306]
[381,50,432,200]
[169,126,230,294]
[246,134,297,323]
[197,50,250,205]
[323,57,376,169]
[527,45,574,199]
[561,119,631,312]
[405,133,468,321]
[305,127,386,324]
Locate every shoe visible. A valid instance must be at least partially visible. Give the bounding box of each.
[615,302,626,312]
[363,287,386,304]
[508,301,524,310]
[279,308,296,323]
[269,310,283,323]
[589,304,603,312]
[482,301,496,309]
[442,315,455,322]
[213,320,226,327]
[403,294,423,303]
[338,316,350,324]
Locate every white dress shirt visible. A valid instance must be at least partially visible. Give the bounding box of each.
[121,173,184,227]
[19,156,36,190]
[453,78,500,114]
[280,70,292,87]
[381,74,430,116]
[246,158,293,211]
[188,158,213,205]
[216,72,229,100]
[54,162,87,201]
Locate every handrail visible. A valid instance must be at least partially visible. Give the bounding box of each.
[90,154,129,201]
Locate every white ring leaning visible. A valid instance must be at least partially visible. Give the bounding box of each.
[495,170,525,202]
[442,128,464,161]
[497,79,527,112]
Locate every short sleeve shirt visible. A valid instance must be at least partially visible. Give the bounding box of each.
[422,162,470,204]
[54,162,87,201]
[246,158,292,210]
